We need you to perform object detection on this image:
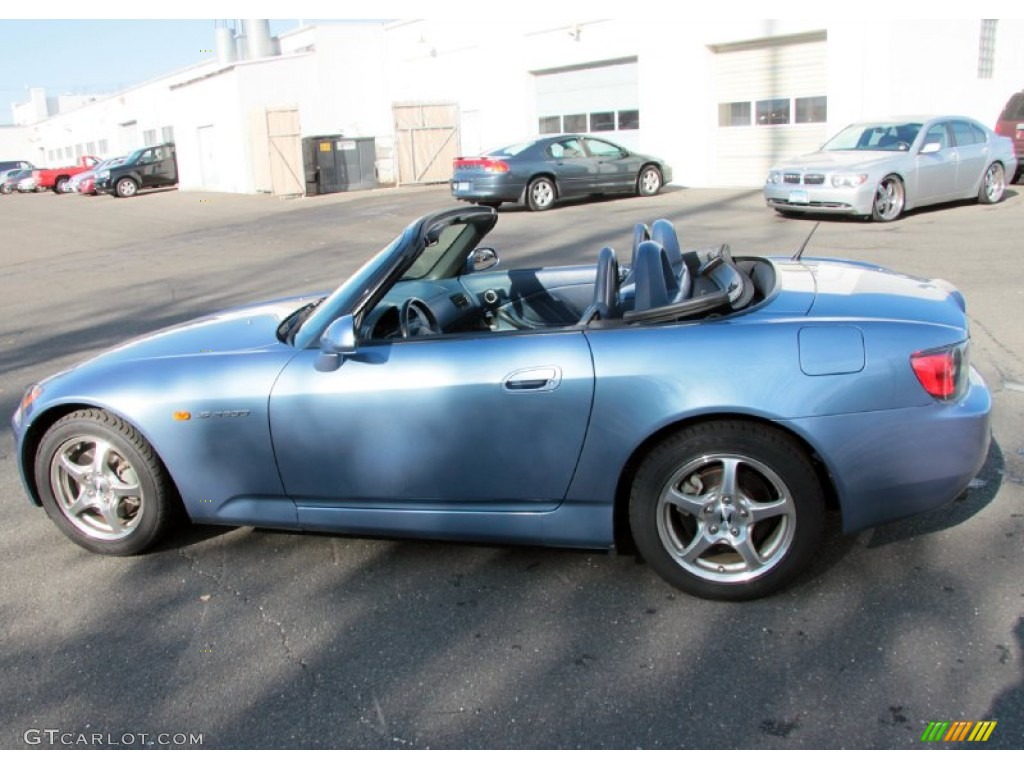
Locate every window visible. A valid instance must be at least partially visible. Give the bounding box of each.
[75,144,83,158]
[547,138,585,159]
[951,120,981,147]
[923,123,949,150]
[563,114,587,133]
[978,19,997,78]
[161,125,175,143]
[969,122,988,145]
[589,111,615,132]
[756,99,790,125]
[795,96,827,124]
[98,139,109,154]
[583,138,624,157]
[86,141,96,154]
[617,109,639,130]
[143,129,157,145]
[538,116,561,134]
[718,102,751,127]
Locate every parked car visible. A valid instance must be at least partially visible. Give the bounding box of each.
[11,207,991,600]
[451,135,672,211]
[71,157,126,196]
[31,156,101,193]
[0,168,27,193]
[764,116,1017,221]
[994,90,1024,183]
[17,175,41,193]
[94,143,177,198]
[0,159,33,175]
[1,168,33,194]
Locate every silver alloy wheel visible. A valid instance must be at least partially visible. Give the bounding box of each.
[872,176,904,221]
[116,178,138,198]
[981,163,1005,203]
[49,435,144,541]
[529,179,554,209]
[654,452,797,584]
[638,166,662,196]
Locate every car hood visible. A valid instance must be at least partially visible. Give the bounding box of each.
[70,295,320,369]
[775,151,902,172]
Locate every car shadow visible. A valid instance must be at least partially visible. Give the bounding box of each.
[497,184,689,214]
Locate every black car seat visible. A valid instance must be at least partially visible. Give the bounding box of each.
[579,247,620,324]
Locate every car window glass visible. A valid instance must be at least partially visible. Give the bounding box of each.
[951,121,978,147]
[923,123,949,150]
[1001,93,1024,120]
[823,122,921,151]
[583,138,624,157]
[969,122,987,144]
[401,223,470,281]
[547,139,585,159]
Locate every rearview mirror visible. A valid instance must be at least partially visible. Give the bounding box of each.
[920,142,941,154]
[316,315,357,371]
[464,247,500,274]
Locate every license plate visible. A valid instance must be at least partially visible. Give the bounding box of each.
[788,190,809,204]
[454,181,471,192]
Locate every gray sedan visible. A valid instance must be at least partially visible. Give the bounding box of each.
[764,116,1018,221]
[451,135,672,211]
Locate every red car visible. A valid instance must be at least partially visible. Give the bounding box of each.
[995,90,1024,184]
[71,157,126,196]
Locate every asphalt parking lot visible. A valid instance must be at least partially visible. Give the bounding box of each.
[1,183,1022,749]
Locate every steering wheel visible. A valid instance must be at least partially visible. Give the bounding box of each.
[399,298,441,338]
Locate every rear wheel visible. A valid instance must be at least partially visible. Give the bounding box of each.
[629,421,825,600]
[54,176,70,194]
[978,163,1006,204]
[35,409,177,555]
[526,177,556,211]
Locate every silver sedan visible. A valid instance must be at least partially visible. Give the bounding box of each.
[764,116,1018,222]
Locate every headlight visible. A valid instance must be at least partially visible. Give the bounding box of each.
[766,171,782,184]
[831,173,869,188]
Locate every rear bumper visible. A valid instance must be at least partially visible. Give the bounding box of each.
[785,366,992,533]
[450,176,524,203]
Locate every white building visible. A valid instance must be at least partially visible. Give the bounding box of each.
[9,19,1024,193]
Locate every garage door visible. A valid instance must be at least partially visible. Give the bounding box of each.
[533,57,641,149]
[713,32,828,186]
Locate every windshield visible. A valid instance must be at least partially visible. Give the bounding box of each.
[291,231,409,349]
[823,122,923,152]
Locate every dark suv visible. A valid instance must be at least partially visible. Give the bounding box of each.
[95,143,177,197]
[995,91,1024,183]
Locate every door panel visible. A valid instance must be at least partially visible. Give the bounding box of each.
[270,331,595,511]
[915,122,958,203]
[950,120,987,196]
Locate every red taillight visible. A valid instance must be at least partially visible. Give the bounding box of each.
[911,343,967,401]
[453,157,510,173]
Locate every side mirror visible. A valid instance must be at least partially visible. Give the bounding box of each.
[316,315,357,372]
[464,247,500,274]
[619,148,630,158]
[920,142,941,154]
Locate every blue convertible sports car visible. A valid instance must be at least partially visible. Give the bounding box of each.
[11,208,991,600]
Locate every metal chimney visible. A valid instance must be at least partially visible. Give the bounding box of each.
[244,20,276,59]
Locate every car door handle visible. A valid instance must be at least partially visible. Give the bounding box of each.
[502,366,562,393]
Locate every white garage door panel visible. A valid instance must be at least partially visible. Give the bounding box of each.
[715,37,828,186]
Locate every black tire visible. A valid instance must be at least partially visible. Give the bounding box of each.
[35,409,177,555]
[629,421,825,601]
[978,163,1006,204]
[53,176,70,194]
[871,175,904,222]
[114,177,138,198]
[637,165,663,197]
[526,177,556,211]
[1012,167,1022,185]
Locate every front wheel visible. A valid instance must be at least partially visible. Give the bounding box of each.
[871,175,904,222]
[54,177,70,194]
[115,177,139,198]
[629,421,825,601]
[637,165,663,197]
[35,409,177,555]
[526,177,556,211]
[978,163,1006,204]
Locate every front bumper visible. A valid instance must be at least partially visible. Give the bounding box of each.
[785,366,992,533]
[764,180,876,216]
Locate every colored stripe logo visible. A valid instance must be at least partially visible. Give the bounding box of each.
[921,721,997,742]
